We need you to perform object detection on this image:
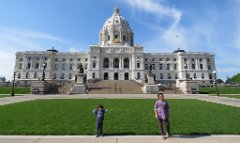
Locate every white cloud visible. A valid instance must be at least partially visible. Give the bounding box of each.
[0,27,72,81]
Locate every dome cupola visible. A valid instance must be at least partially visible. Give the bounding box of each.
[99,6,134,46]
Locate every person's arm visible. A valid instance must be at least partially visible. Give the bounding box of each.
[154,102,158,118]
[92,109,97,113]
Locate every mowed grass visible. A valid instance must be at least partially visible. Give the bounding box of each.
[0,99,239,135]
[0,87,30,94]
[199,87,240,94]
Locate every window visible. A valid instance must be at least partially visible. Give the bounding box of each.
[174,64,177,70]
[137,63,140,68]
[108,35,110,41]
[62,64,66,70]
[145,58,148,62]
[44,57,48,60]
[159,58,162,61]
[167,64,170,70]
[114,58,119,68]
[160,73,163,79]
[166,58,169,61]
[192,64,195,70]
[55,58,58,62]
[28,57,32,60]
[69,64,73,70]
[208,65,211,70]
[69,73,72,79]
[92,72,95,78]
[207,58,210,62]
[20,58,23,62]
[200,64,203,70]
[137,72,141,79]
[27,63,31,69]
[168,73,171,79]
[78,58,81,62]
[115,35,118,39]
[194,73,197,79]
[34,72,37,78]
[152,64,155,70]
[35,63,39,69]
[25,72,29,78]
[192,58,195,62]
[18,73,21,79]
[123,35,126,41]
[103,58,109,68]
[61,73,65,79]
[54,64,58,70]
[199,58,202,62]
[173,58,177,61]
[175,73,178,79]
[124,58,129,68]
[201,73,205,79]
[85,64,88,70]
[54,73,57,79]
[70,58,73,62]
[159,64,163,70]
[19,64,23,70]
[63,58,66,62]
[184,58,187,61]
[36,57,39,60]
[209,73,213,79]
[93,62,96,68]
[145,64,148,70]
[85,58,88,61]
[152,58,155,62]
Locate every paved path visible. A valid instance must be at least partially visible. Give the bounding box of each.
[0,94,240,107]
[0,135,240,143]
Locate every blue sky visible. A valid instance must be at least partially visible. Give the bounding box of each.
[0,0,240,81]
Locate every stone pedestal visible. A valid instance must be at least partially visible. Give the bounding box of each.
[176,79,199,94]
[143,73,159,94]
[31,81,52,94]
[69,73,86,94]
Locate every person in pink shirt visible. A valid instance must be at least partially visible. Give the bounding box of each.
[154,93,171,139]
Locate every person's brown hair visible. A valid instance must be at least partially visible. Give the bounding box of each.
[157,92,164,99]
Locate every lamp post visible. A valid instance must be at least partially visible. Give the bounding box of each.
[213,70,220,96]
[42,63,47,81]
[184,63,188,80]
[11,72,16,96]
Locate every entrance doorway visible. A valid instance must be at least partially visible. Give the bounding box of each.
[114,73,118,80]
[124,73,129,80]
[104,73,108,80]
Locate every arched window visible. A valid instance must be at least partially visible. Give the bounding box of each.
[54,73,57,79]
[18,73,21,79]
[175,73,178,79]
[34,72,37,78]
[92,72,95,78]
[209,73,212,79]
[103,58,109,68]
[137,72,141,79]
[69,73,72,79]
[160,73,163,79]
[168,73,172,79]
[194,73,197,79]
[124,58,129,68]
[25,72,29,79]
[113,58,119,68]
[104,73,108,80]
[202,73,205,79]
[124,73,129,80]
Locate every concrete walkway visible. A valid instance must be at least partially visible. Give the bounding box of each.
[0,94,240,107]
[0,135,240,143]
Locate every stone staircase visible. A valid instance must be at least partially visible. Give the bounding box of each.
[88,80,143,94]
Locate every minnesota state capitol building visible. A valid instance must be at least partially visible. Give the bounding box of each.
[14,7,215,89]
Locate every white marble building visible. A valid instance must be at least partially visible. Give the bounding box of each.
[14,6,215,86]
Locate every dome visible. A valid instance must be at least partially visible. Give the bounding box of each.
[99,6,134,46]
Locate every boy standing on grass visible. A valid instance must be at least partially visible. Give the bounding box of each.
[93,104,107,137]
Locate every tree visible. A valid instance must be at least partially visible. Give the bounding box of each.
[226,73,240,83]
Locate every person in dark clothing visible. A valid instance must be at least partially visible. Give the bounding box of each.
[93,104,108,137]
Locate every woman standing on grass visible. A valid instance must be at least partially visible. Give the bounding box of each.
[154,93,171,139]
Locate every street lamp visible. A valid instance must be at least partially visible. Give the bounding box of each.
[42,63,47,81]
[11,72,16,96]
[184,63,188,80]
[213,70,220,96]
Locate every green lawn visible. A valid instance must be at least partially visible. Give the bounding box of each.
[0,87,30,94]
[199,87,240,94]
[0,99,239,135]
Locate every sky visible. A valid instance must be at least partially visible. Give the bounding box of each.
[0,0,240,81]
